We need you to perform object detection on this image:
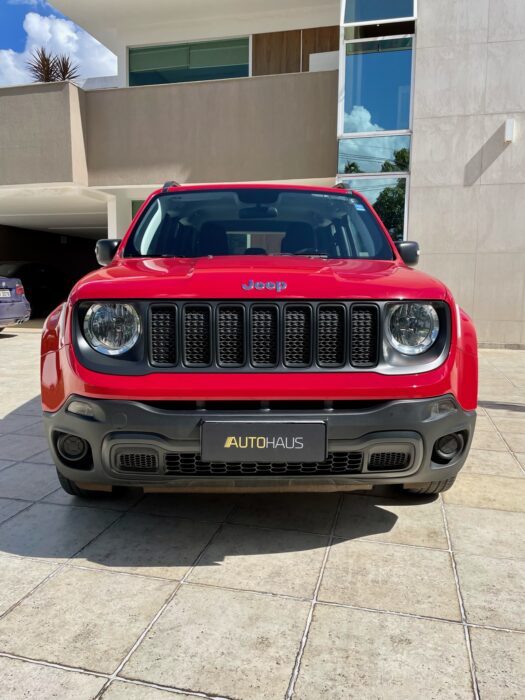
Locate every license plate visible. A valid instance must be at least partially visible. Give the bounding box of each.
[0,290,10,298]
[201,421,327,463]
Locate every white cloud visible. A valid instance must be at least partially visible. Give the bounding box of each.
[344,105,384,134]
[0,11,117,86]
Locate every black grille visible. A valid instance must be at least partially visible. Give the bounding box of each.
[368,451,411,471]
[150,305,177,365]
[351,305,379,368]
[165,451,363,476]
[317,305,345,366]
[251,305,278,366]
[284,306,312,366]
[183,306,211,366]
[147,301,380,370]
[218,306,245,366]
[117,452,158,473]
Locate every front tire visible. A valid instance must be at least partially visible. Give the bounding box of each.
[56,470,110,499]
[403,477,456,495]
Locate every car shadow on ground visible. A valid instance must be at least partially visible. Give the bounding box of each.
[0,397,439,570]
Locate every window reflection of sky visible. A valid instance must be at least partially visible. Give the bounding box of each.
[344,48,412,133]
[338,135,410,174]
[344,0,414,24]
[341,177,405,205]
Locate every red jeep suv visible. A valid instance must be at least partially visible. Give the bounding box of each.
[41,184,477,498]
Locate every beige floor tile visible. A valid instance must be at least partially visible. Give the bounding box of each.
[470,430,509,451]
[123,584,309,700]
[0,656,105,700]
[0,567,175,673]
[470,627,525,700]
[446,504,525,559]
[187,523,327,597]
[132,492,236,523]
[0,415,40,436]
[319,539,460,620]
[104,682,196,699]
[456,554,525,630]
[0,497,30,525]
[517,453,525,469]
[0,434,49,461]
[0,462,59,501]
[0,503,121,561]
[461,449,524,477]
[43,486,143,511]
[335,494,448,548]
[0,553,58,615]
[443,474,525,512]
[486,408,525,422]
[74,512,218,580]
[294,605,472,699]
[489,417,525,434]
[228,493,339,534]
[502,432,525,453]
[473,415,495,431]
[24,449,54,465]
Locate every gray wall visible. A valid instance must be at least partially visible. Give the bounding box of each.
[409,0,525,346]
[0,83,87,186]
[84,71,338,186]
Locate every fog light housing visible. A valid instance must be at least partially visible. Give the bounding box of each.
[56,433,89,462]
[432,433,465,465]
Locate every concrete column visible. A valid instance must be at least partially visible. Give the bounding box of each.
[107,193,131,239]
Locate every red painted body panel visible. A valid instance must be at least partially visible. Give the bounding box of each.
[41,184,478,414]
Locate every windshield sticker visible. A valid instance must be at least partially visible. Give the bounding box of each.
[354,203,366,211]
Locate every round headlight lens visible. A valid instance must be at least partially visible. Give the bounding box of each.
[386,303,439,355]
[83,303,141,356]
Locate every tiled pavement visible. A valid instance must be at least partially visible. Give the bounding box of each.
[0,329,524,699]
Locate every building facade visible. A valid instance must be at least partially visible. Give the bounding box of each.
[0,0,524,346]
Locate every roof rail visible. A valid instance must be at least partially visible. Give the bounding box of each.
[162,180,180,191]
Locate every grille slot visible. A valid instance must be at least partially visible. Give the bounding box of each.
[367,451,411,471]
[250,305,278,366]
[284,305,312,366]
[183,305,211,366]
[165,452,363,476]
[117,452,159,473]
[150,305,177,365]
[217,306,245,366]
[317,305,345,367]
[351,305,379,368]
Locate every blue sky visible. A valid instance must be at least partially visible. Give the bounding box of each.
[0,0,116,85]
[0,1,65,51]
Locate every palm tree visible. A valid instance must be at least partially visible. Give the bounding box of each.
[26,47,80,83]
[27,47,57,82]
[54,54,80,81]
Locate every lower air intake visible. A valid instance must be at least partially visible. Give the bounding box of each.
[367,451,411,471]
[165,452,363,476]
[117,452,159,473]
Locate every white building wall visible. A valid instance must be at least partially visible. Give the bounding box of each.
[409,0,525,347]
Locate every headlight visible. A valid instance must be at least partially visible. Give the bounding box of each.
[83,303,141,356]
[385,303,439,355]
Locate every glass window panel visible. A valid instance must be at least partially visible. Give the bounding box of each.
[343,38,412,133]
[340,176,407,241]
[129,38,249,86]
[338,135,410,174]
[344,0,414,24]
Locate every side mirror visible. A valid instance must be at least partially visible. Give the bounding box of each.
[396,241,420,267]
[95,239,120,267]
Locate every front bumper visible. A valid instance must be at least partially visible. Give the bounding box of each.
[44,395,476,490]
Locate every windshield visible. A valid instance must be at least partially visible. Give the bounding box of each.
[123,188,394,260]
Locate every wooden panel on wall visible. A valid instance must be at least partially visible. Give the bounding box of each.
[302,26,339,72]
[252,30,302,76]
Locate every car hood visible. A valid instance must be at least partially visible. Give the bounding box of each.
[71,257,450,302]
